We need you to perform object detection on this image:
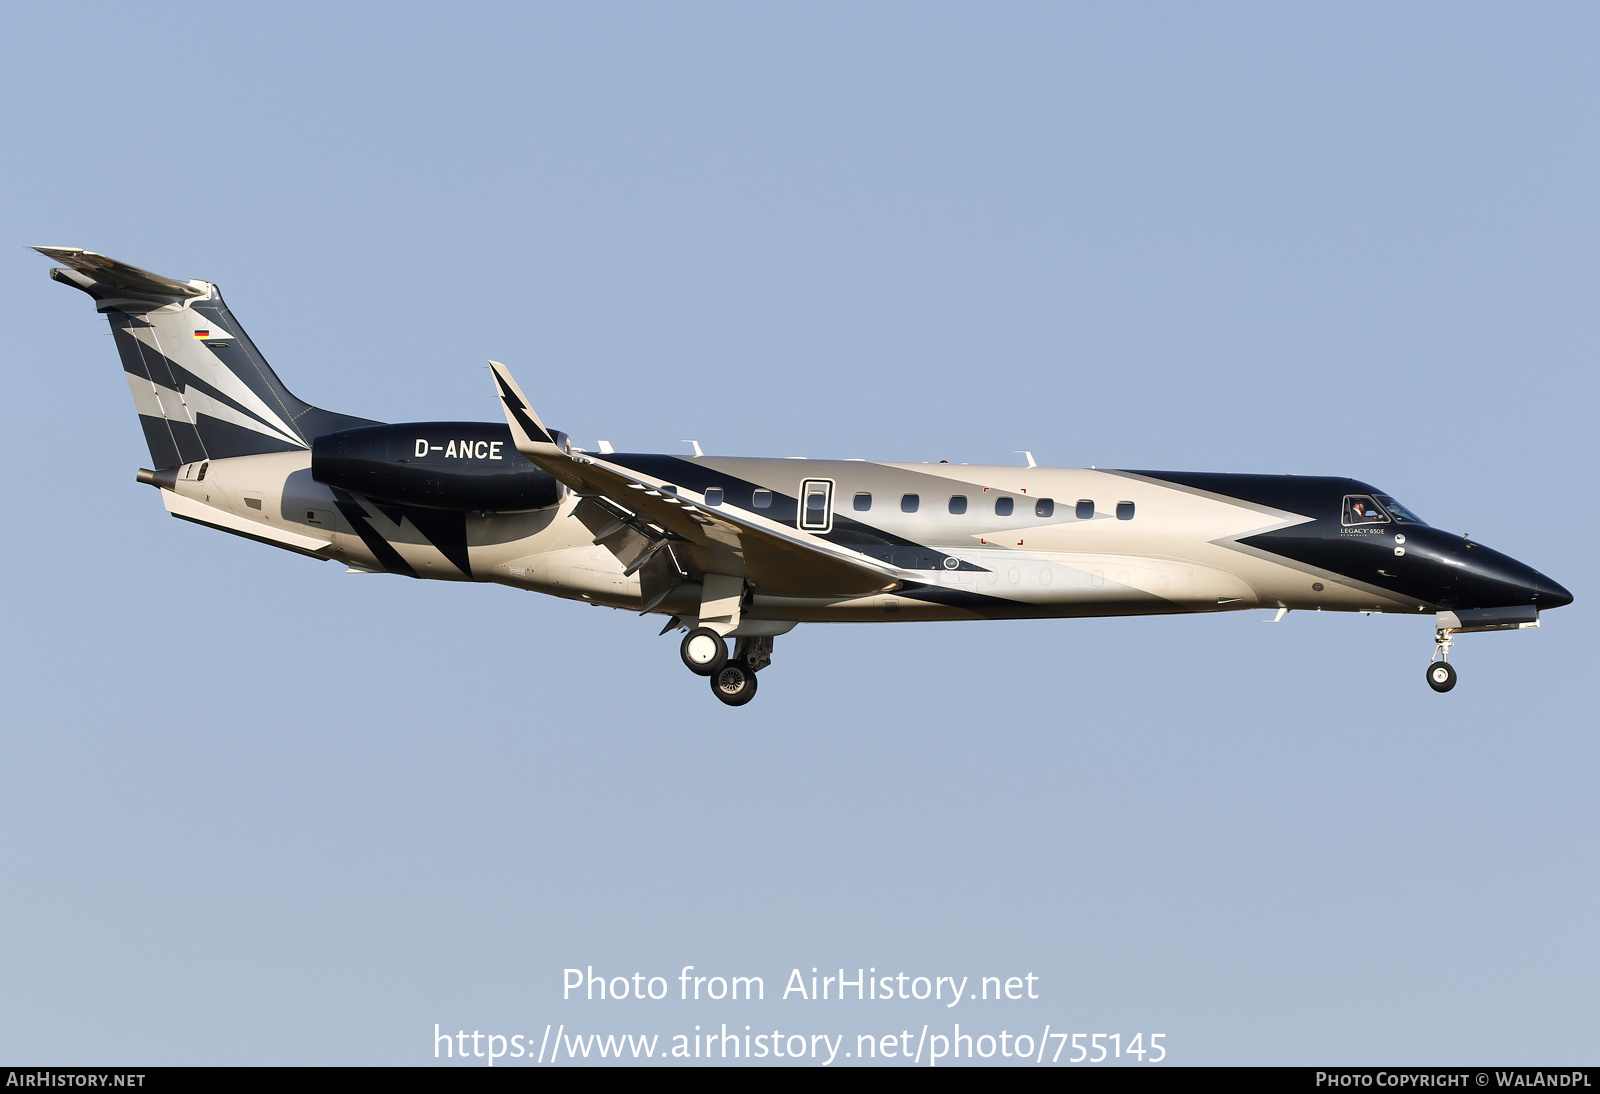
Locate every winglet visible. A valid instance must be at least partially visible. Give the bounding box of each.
[487,360,558,453]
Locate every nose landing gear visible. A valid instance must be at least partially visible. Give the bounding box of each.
[1427,629,1458,693]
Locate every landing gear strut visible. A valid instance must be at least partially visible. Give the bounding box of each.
[732,635,773,672]
[1427,629,1458,693]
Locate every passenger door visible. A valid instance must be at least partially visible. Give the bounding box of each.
[799,478,834,534]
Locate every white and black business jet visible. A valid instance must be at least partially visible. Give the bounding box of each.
[37,247,1572,705]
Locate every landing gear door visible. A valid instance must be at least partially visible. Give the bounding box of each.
[799,478,834,534]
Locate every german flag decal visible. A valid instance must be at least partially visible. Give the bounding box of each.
[193,329,210,339]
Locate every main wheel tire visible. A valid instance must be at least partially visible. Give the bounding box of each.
[710,660,759,706]
[1426,661,1457,693]
[680,627,728,676]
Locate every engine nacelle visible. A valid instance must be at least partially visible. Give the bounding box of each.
[312,422,564,512]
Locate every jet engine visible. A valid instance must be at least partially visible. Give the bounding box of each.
[311,422,564,512]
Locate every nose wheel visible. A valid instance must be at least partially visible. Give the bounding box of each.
[1427,629,1458,693]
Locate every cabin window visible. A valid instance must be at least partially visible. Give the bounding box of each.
[1035,498,1054,518]
[1117,501,1135,520]
[1076,499,1094,519]
[854,492,871,511]
[901,494,920,513]
[1343,495,1389,526]
[660,484,677,494]
[752,490,772,509]
[995,496,1014,517]
[949,495,967,515]
[704,488,723,506]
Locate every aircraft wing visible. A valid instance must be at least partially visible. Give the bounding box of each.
[488,361,901,599]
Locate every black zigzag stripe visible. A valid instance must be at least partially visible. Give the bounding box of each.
[492,374,552,444]
[331,490,419,579]
[402,507,473,578]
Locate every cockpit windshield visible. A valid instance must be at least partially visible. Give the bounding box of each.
[1374,495,1426,524]
[1343,495,1389,525]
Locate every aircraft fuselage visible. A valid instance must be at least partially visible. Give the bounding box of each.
[156,440,1570,630]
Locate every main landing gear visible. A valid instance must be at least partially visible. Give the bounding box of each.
[672,574,777,706]
[680,627,728,675]
[1427,629,1458,693]
[710,660,758,706]
[676,626,773,706]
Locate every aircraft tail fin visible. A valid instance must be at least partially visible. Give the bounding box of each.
[35,247,376,469]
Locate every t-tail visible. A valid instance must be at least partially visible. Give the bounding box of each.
[34,247,375,468]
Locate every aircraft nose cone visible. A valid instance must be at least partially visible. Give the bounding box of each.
[1435,534,1574,612]
[1492,550,1572,611]
[1533,574,1574,611]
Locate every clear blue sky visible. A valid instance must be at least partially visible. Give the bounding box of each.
[1,2,1594,1065]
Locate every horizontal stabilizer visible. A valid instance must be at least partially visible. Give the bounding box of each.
[31,246,202,299]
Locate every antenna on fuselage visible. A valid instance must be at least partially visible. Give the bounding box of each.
[681,440,704,457]
[1015,451,1036,468]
